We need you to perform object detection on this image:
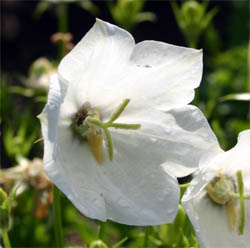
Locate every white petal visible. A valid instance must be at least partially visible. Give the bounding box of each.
[237,129,250,147]
[39,74,74,206]
[58,19,203,117]
[41,74,188,224]
[90,41,203,115]
[125,41,203,111]
[59,19,135,83]
[58,19,135,111]
[115,105,221,177]
[219,130,250,191]
[182,189,250,248]
[46,121,179,225]
[182,130,250,247]
[201,130,250,190]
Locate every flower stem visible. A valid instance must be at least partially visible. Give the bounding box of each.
[53,185,64,247]
[143,226,151,248]
[180,183,190,189]
[98,221,105,240]
[57,2,68,59]
[1,228,11,248]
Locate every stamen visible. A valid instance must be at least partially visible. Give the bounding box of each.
[87,127,104,164]
[226,199,236,231]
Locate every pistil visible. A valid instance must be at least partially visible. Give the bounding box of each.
[71,99,141,164]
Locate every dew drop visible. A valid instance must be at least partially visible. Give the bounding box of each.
[164,126,171,134]
[150,137,157,143]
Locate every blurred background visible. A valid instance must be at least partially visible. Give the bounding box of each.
[1,0,249,247]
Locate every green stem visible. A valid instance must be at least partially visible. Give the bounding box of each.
[143,226,151,248]
[57,2,68,59]
[53,185,64,248]
[34,137,44,144]
[180,183,190,189]
[98,221,105,240]
[1,228,11,248]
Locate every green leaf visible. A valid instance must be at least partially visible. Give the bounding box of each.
[3,186,18,213]
[89,240,108,248]
[9,86,35,98]
[219,93,250,102]
[0,207,9,229]
[77,0,100,16]
[148,235,162,246]
[0,188,7,205]
[112,236,128,248]
[33,1,53,19]
[108,0,155,31]
[171,0,218,48]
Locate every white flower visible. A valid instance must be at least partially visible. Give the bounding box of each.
[39,19,220,225]
[182,129,250,247]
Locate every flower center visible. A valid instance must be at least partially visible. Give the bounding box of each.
[206,170,250,235]
[70,99,141,164]
[206,174,235,205]
[70,103,101,141]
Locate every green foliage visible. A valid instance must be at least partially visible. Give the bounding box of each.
[202,44,249,149]
[33,0,100,19]
[108,0,156,31]
[0,187,17,229]
[3,110,40,161]
[171,0,218,48]
[76,0,100,16]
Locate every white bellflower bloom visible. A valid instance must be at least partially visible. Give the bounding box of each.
[182,130,250,247]
[39,19,219,225]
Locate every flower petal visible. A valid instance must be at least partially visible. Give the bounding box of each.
[182,130,250,247]
[121,41,203,111]
[46,119,179,225]
[237,129,250,147]
[90,40,203,115]
[182,189,250,248]
[115,105,221,177]
[39,74,75,209]
[58,19,203,118]
[58,19,135,112]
